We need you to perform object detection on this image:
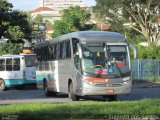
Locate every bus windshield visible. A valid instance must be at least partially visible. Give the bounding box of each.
[81,42,130,77]
[24,55,36,67]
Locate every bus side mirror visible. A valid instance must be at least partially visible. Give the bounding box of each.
[129,44,138,59]
[77,43,83,59]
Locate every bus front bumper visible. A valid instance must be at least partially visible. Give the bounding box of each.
[80,81,132,96]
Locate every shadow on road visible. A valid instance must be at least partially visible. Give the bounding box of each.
[0,87,160,103]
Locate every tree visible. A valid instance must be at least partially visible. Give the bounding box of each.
[0,0,32,43]
[6,11,32,43]
[0,0,32,55]
[53,6,95,37]
[62,6,89,31]
[94,0,123,19]
[0,42,23,55]
[94,0,160,43]
[123,0,160,43]
[53,20,70,37]
[32,14,44,23]
[0,0,13,39]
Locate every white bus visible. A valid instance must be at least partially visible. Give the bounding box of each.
[35,31,137,101]
[0,54,36,91]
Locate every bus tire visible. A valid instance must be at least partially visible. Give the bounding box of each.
[0,79,6,91]
[69,82,79,101]
[108,95,117,101]
[43,80,56,97]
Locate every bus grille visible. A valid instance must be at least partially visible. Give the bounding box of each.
[94,83,123,87]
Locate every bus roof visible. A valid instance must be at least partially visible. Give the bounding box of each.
[35,31,127,47]
[57,31,126,43]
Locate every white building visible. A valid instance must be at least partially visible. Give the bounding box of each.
[31,7,61,23]
[31,7,61,39]
[39,0,84,10]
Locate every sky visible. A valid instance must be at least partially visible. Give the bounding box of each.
[8,0,96,11]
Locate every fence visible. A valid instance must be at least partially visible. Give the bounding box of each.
[131,60,160,80]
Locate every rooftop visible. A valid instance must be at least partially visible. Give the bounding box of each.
[31,7,55,13]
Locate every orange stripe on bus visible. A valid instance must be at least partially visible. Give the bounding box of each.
[85,78,107,82]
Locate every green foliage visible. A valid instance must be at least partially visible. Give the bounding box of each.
[108,19,126,33]
[126,29,147,44]
[0,48,7,56]
[81,24,97,31]
[0,99,159,119]
[138,44,160,60]
[0,0,13,38]
[32,14,44,23]
[0,42,23,55]
[8,10,32,42]
[6,26,25,42]
[94,0,160,43]
[62,6,88,30]
[53,20,70,37]
[53,6,95,37]
[0,1,32,43]
[94,0,123,18]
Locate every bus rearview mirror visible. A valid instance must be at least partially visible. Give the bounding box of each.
[129,44,138,59]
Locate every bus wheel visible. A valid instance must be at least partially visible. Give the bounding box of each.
[69,82,79,101]
[43,81,56,97]
[108,95,117,101]
[0,79,6,91]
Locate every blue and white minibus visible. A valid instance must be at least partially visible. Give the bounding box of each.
[0,54,36,91]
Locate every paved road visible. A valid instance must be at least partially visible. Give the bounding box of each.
[0,87,160,104]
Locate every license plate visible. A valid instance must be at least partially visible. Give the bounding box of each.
[105,89,114,93]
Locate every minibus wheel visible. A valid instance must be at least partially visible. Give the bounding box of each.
[69,82,79,101]
[0,79,5,91]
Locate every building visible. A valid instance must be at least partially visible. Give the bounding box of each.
[39,0,84,10]
[31,7,61,23]
[31,7,62,40]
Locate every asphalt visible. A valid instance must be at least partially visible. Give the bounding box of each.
[132,81,160,88]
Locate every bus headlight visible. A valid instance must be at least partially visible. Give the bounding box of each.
[83,77,106,85]
[83,78,94,85]
[123,76,131,82]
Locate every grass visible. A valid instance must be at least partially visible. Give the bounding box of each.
[0,99,160,119]
[133,78,160,84]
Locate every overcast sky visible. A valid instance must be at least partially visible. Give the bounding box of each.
[8,0,96,11]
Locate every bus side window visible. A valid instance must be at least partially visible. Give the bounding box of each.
[72,38,79,54]
[66,40,71,58]
[6,58,12,71]
[48,45,53,61]
[72,38,81,72]
[56,44,60,59]
[36,48,41,61]
[40,47,44,61]
[53,44,57,60]
[44,47,48,61]
[0,59,5,71]
[62,42,66,59]
[45,62,50,71]
[61,42,67,59]
[13,58,20,71]
[60,42,63,59]
[39,62,43,71]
